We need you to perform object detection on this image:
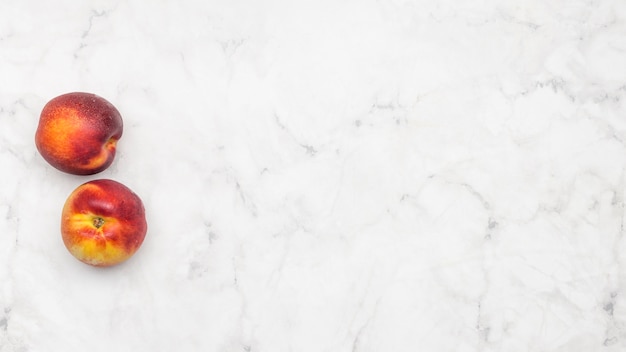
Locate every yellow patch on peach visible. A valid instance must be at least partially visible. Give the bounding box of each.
[83,138,118,170]
[67,241,129,267]
[40,107,84,159]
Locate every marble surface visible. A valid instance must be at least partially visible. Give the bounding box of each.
[2,0,626,351]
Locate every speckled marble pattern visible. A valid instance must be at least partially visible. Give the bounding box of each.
[2,0,626,351]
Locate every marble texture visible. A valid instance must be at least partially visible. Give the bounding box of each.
[2,0,626,350]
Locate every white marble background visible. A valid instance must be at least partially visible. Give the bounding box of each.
[1,0,626,351]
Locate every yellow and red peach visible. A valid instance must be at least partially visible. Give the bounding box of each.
[61,179,147,267]
[35,92,123,175]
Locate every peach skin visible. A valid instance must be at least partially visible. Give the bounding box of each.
[35,92,123,175]
[61,179,147,267]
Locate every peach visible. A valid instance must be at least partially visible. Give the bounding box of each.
[61,179,147,267]
[35,92,123,175]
